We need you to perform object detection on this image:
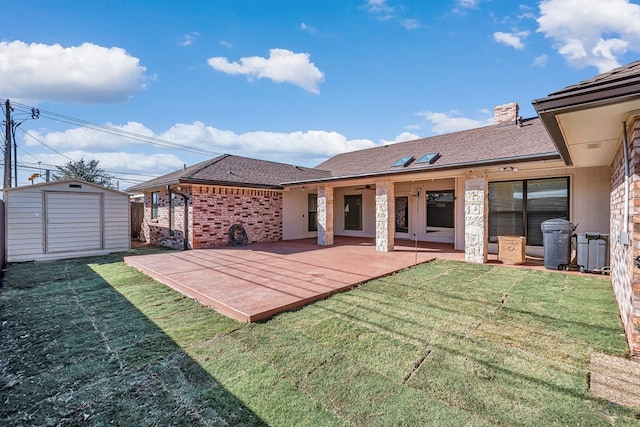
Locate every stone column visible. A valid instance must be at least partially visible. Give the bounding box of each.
[375,181,395,252]
[464,176,488,263]
[317,185,334,246]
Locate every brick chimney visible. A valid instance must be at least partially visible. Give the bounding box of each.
[494,102,519,124]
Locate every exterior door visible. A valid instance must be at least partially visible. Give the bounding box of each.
[45,192,103,253]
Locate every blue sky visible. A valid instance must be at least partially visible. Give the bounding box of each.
[2,0,640,189]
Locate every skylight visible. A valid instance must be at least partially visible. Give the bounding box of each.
[391,156,415,167]
[416,152,441,165]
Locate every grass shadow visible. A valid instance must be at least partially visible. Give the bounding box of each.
[0,249,267,426]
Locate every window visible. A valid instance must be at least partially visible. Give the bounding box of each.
[151,191,159,219]
[489,177,569,246]
[416,152,441,165]
[426,191,454,231]
[344,195,362,230]
[169,192,176,235]
[395,196,409,233]
[391,156,415,167]
[308,194,318,232]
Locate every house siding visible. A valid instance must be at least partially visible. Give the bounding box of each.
[610,116,640,357]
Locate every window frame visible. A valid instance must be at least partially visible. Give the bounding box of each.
[151,191,159,219]
[308,193,318,232]
[344,194,363,231]
[489,176,570,246]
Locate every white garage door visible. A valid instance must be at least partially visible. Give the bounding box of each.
[45,192,103,253]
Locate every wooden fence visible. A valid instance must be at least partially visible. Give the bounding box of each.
[130,202,144,239]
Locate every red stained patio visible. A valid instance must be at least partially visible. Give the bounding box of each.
[124,237,541,322]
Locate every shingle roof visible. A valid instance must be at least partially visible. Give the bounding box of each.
[546,60,640,97]
[127,154,332,192]
[312,117,557,179]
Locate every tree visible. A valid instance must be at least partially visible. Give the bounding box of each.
[52,158,115,189]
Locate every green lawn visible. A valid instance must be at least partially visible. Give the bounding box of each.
[1,247,637,426]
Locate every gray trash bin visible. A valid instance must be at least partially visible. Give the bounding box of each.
[576,233,609,272]
[541,219,574,270]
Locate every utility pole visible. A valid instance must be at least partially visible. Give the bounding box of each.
[3,99,11,188]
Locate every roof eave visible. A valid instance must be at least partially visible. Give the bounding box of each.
[179,178,284,190]
[532,79,640,167]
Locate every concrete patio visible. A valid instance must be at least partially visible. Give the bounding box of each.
[124,237,471,322]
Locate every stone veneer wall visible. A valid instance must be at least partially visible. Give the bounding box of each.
[317,186,334,245]
[375,182,394,252]
[610,117,640,357]
[465,176,488,264]
[190,185,282,248]
[142,190,190,250]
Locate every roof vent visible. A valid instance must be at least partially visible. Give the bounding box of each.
[69,184,82,188]
[391,156,415,168]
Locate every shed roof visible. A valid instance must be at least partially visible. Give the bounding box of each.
[127,154,332,192]
[3,179,130,196]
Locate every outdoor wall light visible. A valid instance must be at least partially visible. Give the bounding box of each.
[499,166,519,172]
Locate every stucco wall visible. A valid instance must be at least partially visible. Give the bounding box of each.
[610,117,640,357]
[282,190,317,240]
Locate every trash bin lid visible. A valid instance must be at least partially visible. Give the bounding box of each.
[540,218,573,232]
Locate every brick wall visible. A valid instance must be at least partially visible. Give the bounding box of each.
[142,190,190,250]
[190,185,282,248]
[494,102,519,124]
[610,117,640,357]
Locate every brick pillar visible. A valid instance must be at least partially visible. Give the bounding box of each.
[465,176,488,264]
[611,117,640,357]
[317,185,334,246]
[375,181,395,252]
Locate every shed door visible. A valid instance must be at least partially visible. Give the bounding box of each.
[45,192,103,253]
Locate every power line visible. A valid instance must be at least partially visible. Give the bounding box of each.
[9,100,224,157]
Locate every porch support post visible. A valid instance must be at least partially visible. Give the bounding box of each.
[464,176,488,263]
[317,185,334,246]
[375,181,395,252]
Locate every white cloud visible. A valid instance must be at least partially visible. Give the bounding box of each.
[493,31,528,50]
[179,32,199,46]
[416,110,493,134]
[380,131,420,145]
[160,122,375,161]
[300,22,317,35]
[533,54,549,67]
[537,0,640,72]
[453,0,482,13]
[402,19,421,30]
[24,122,153,151]
[0,41,148,103]
[219,40,233,48]
[19,151,184,186]
[22,120,378,170]
[207,48,325,93]
[365,0,396,16]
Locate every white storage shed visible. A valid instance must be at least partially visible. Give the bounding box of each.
[4,180,131,262]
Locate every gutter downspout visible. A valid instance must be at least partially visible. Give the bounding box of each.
[622,121,630,245]
[166,185,190,251]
